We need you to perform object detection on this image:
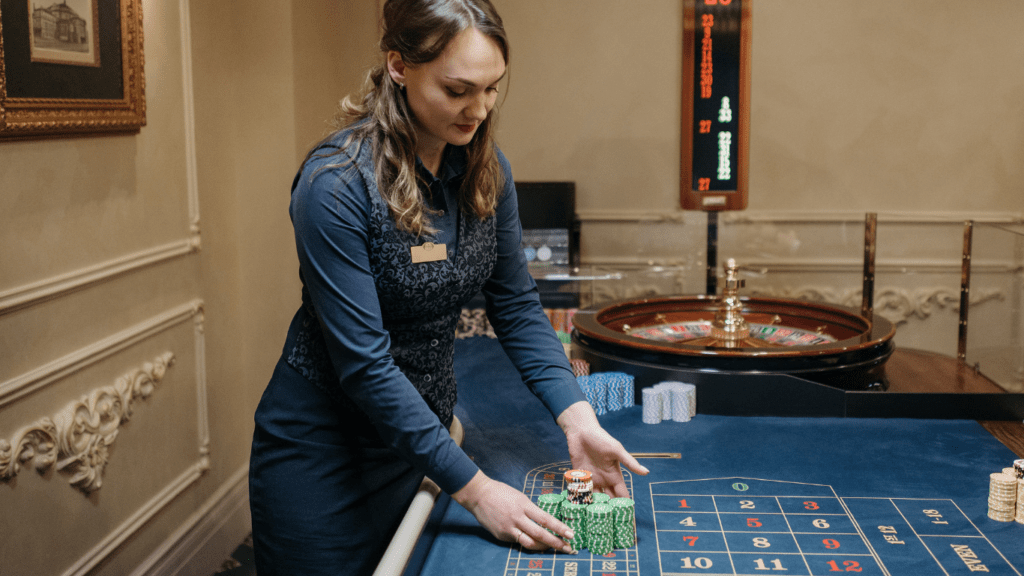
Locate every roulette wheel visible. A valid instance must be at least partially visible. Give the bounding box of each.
[572,260,897,407]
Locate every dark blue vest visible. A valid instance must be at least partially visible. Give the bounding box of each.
[286,138,496,429]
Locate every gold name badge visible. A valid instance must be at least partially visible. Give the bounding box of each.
[410,242,448,264]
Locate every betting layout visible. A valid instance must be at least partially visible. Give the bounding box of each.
[503,469,1022,576]
[654,477,1020,576]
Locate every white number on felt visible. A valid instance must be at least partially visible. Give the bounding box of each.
[680,557,713,569]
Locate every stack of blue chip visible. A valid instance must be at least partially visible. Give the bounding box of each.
[577,372,635,415]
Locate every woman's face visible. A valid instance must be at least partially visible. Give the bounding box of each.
[388,27,506,156]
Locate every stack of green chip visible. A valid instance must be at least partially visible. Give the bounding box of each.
[609,497,636,548]
[537,493,566,537]
[586,503,614,555]
[559,501,588,550]
[592,492,611,505]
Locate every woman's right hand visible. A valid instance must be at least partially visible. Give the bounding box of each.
[452,470,576,554]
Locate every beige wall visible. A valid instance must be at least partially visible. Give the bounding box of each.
[0,1,377,575]
[0,1,1021,575]
[497,0,1022,360]
[498,0,1024,215]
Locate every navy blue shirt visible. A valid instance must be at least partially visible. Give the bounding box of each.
[286,132,585,494]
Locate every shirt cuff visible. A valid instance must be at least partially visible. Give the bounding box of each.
[433,447,480,495]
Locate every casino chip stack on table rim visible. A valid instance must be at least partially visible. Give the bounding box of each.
[642,381,696,424]
[987,459,1024,523]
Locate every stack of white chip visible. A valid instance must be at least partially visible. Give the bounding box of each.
[642,381,696,424]
[641,388,662,424]
[1017,477,1024,524]
[988,472,1017,522]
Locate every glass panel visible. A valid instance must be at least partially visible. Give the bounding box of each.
[964,223,1024,393]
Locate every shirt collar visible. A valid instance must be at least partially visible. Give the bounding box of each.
[416,145,467,187]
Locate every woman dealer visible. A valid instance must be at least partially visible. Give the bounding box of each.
[248,1,648,573]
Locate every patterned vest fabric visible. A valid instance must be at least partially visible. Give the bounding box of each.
[286,139,496,429]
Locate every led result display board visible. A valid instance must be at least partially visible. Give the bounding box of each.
[681,0,751,211]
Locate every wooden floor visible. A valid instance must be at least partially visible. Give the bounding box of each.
[887,348,1024,457]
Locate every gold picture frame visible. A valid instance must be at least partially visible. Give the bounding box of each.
[0,0,145,140]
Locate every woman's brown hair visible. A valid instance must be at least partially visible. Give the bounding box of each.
[334,0,509,236]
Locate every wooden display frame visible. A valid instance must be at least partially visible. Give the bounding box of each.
[680,0,751,211]
[0,0,145,140]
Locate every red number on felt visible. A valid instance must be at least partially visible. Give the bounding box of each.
[682,536,699,546]
[679,499,690,508]
[804,501,820,510]
[747,518,762,527]
[826,560,862,572]
[823,539,840,549]
[528,559,544,568]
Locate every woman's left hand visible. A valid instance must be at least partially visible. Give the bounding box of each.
[556,401,648,497]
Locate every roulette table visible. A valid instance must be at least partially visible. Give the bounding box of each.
[396,336,1024,576]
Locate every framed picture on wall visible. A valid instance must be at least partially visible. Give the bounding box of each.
[0,0,145,140]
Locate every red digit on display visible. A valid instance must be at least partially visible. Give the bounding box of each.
[698,178,710,191]
[699,119,712,133]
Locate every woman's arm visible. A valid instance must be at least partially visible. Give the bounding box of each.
[289,154,478,495]
[481,149,648,494]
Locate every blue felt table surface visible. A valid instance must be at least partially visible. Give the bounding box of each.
[408,336,1024,575]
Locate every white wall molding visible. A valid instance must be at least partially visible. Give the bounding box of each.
[0,297,212,574]
[129,465,250,576]
[0,352,176,493]
[61,459,211,576]
[0,239,200,316]
[746,285,1005,326]
[179,0,201,241]
[576,209,1023,225]
[584,269,1006,327]
[0,300,204,408]
[582,256,1017,274]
